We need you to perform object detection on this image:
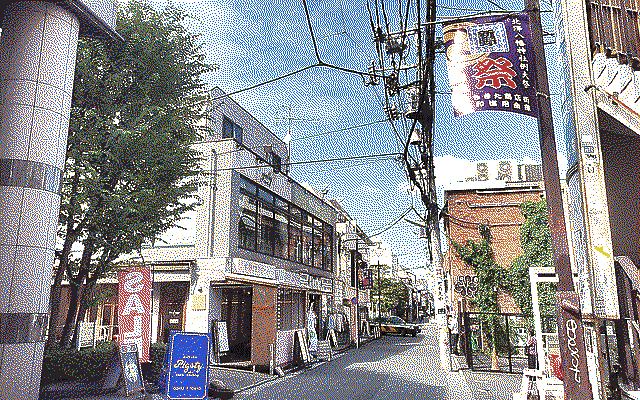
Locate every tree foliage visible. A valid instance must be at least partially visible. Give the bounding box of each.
[50,0,214,347]
[508,200,556,317]
[372,267,410,315]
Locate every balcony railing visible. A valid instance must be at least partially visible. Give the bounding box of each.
[588,0,640,63]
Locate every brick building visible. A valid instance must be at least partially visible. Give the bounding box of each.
[442,161,544,316]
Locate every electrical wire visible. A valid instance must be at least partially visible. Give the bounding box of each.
[210,151,402,172]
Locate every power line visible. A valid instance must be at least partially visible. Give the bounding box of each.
[211,151,403,172]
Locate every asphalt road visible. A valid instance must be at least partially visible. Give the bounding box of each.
[235,324,448,400]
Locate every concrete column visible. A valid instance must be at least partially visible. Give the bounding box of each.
[0,2,79,398]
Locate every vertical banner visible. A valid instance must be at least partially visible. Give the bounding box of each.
[443,13,538,118]
[118,266,151,362]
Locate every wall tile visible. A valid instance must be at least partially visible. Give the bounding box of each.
[9,246,53,314]
[0,103,33,160]
[0,187,23,247]
[28,107,61,166]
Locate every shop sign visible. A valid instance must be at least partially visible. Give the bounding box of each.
[117,266,151,362]
[232,258,275,280]
[164,332,211,400]
[276,268,301,286]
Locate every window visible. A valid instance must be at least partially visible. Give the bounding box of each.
[274,199,288,259]
[258,202,275,255]
[288,206,303,263]
[237,176,333,270]
[222,116,243,144]
[323,223,333,272]
[277,289,305,330]
[270,152,282,174]
[302,213,313,266]
[313,218,323,270]
[239,193,257,250]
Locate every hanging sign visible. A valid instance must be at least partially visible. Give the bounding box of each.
[443,13,538,118]
[164,332,211,400]
[117,266,151,362]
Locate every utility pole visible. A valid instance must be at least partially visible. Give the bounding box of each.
[525,0,593,398]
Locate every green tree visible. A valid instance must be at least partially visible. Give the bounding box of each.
[508,199,557,317]
[48,0,214,348]
[453,225,505,370]
[373,269,410,316]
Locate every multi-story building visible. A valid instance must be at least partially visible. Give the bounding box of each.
[53,88,341,369]
[331,200,373,344]
[442,160,544,316]
[555,0,640,395]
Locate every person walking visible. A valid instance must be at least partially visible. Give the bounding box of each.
[448,315,459,355]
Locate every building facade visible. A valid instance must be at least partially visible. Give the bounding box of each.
[54,88,346,369]
[555,0,640,395]
[442,161,544,316]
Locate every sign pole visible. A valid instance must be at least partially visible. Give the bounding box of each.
[355,239,360,349]
[525,0,593,398]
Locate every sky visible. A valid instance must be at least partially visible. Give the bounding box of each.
[144,0,566,277]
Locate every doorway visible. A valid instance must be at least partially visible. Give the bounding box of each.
[219,286,253,363]
[159,282,188,343]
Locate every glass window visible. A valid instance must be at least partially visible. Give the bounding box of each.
[288,207,303,263]
[277,289,305,330]
[222,116,243,144]
[240,176,257,195]
[274,205,288,259]
[323,223,333,272]
[258,202,275,255]
[302,213,313,266]
[313,218,323,270]
[239,193,257,250]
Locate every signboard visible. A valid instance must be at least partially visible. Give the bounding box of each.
[444,13,538,118]
[76,321,96,350]
[120,343,145,396]
[213,321,229,353]
[556,291,593,399]
[295,330,310,363]
[165,332,210,400]
[118,266,152,362]
[359,268,373,289]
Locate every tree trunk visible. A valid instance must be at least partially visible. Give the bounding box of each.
[71,282,96,347]
[46,264,67,349]
[47,167,82,348]
[60,274,85,348]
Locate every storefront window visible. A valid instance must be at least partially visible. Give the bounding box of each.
[239,193,257,250]
[277,289,305,330]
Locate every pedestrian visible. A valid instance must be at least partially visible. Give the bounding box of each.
[448,315,459,355]
[526,328,538,370]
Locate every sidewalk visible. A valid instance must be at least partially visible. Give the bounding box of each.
[448,353,521,400]
[40,366,276,400]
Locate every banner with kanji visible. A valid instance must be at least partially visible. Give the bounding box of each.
[443,13,538,118]
[117,266,151,362]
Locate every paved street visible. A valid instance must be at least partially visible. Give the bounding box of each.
[236,324,448,400]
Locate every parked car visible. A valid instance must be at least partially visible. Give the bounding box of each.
[375,316,420,337]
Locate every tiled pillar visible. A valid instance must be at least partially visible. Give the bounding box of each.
[0,2,79,398]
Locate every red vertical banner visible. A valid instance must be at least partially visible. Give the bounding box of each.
[118,266,151,362]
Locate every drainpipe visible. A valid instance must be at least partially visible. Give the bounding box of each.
[208,148,217,257]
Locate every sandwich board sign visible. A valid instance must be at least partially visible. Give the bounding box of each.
[120,343,145,396]
[162,331,211,400]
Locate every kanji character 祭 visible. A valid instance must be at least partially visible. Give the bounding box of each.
[472,56,517,89]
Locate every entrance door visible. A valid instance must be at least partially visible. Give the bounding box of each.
[162,302,184,343]
[220,286,253,362]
